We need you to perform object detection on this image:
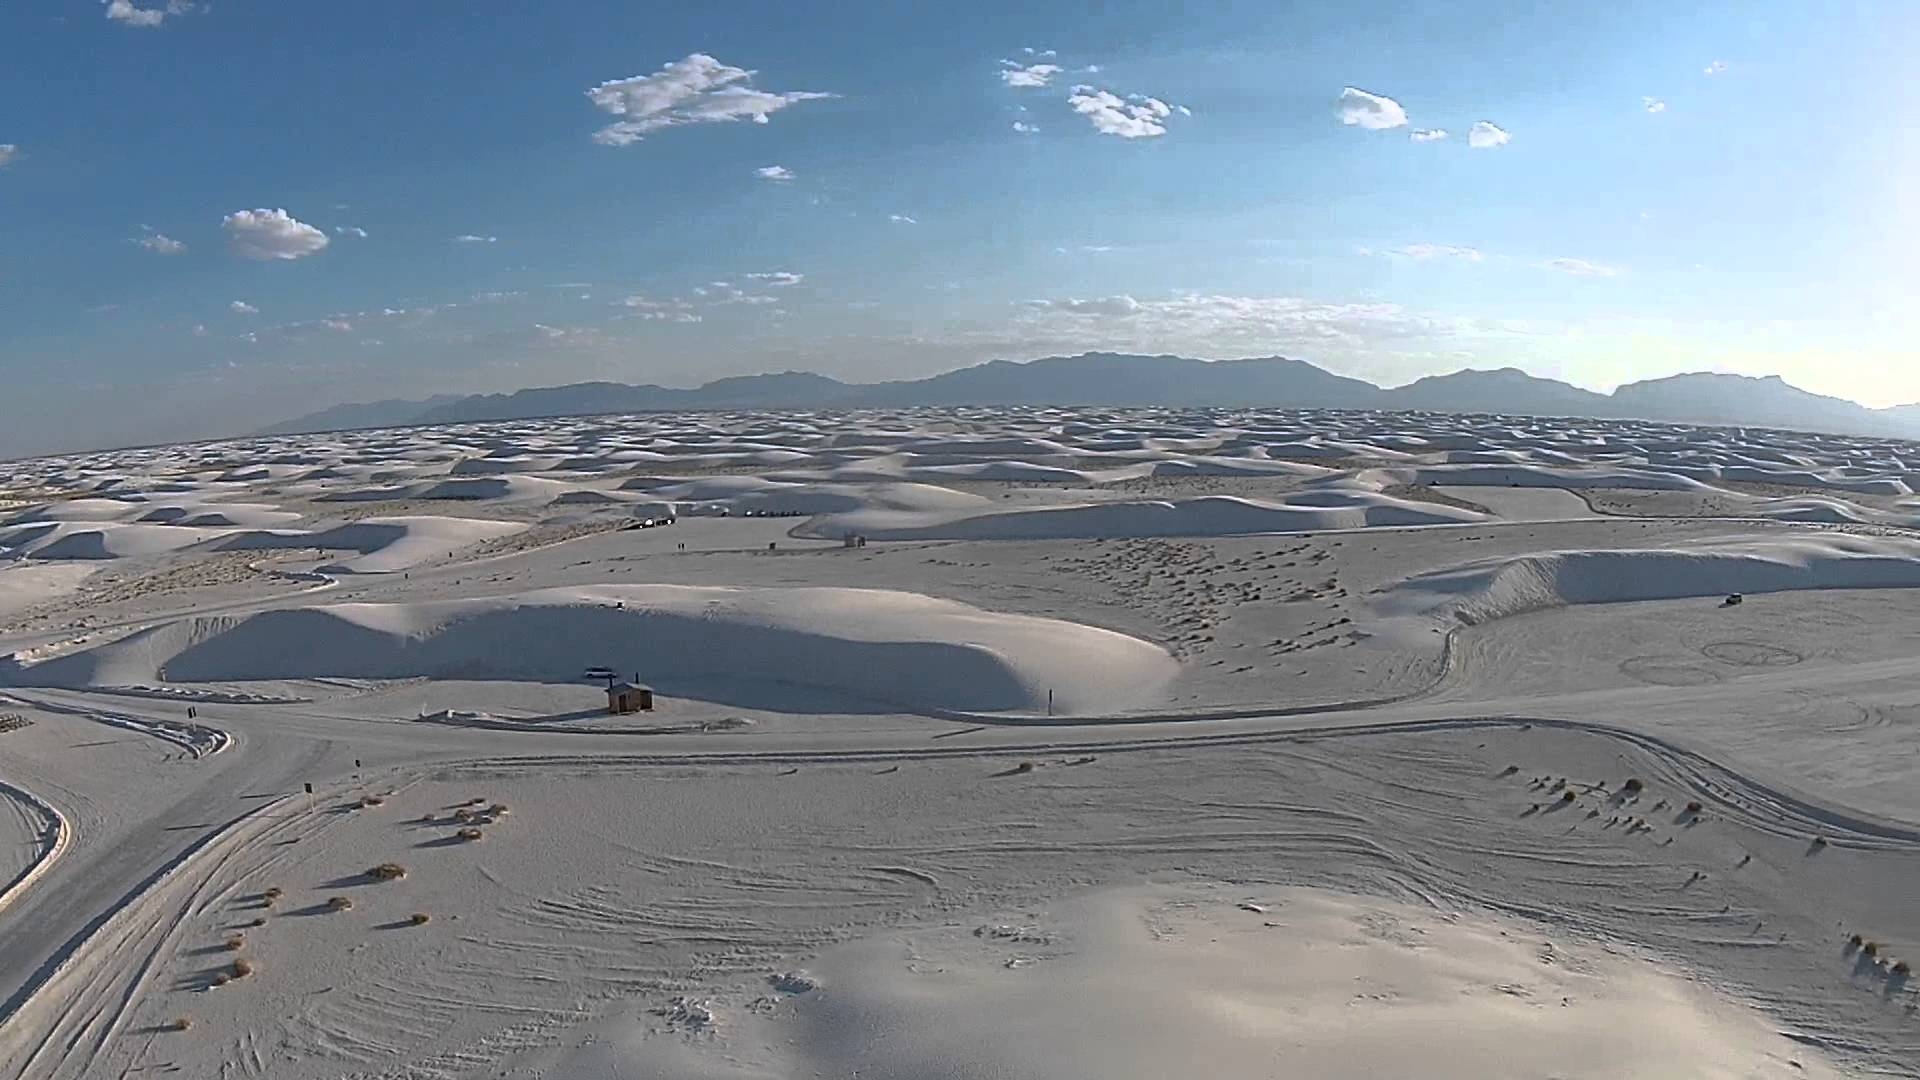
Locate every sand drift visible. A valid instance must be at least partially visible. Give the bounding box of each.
[4,585,1177,715]
[1382,534,1920,624]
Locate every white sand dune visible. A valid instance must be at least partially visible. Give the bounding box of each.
[1382,534,1920,624]
[12,585,1175,714]
[7,406,1920,1080]
[580,885,1838,1079]
[802,491,1483,540]
[212,515,525,573]
[0,520,236,560]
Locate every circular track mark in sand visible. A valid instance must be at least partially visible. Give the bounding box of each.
[1619,657,1723,687]
[1700,641,1803,668]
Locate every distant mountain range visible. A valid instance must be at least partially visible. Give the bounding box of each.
[259,353,1920,442]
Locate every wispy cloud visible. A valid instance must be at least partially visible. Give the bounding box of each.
[1704,59,1729,75]
[1393,244,1483,262]
[0,144,18,168]
[222,209,330,261]
[133,228,187,255]
[1467,121,1511,149]
[1011,121,1039,134]
[586,54,832,147]
[1541,257,1620,277]
[999,60,1064,88]
[333,225,369,238]
[452,234,498,244]
[1068,86,1181,138]
[1337,87,1407,130]
[755,164,794,181]
[1642,97,1667,114]
[104,0,197,27]
[1409,128,1448,142]
[230,300,258,314]
[745,271,803,286]
[889,214,918,225]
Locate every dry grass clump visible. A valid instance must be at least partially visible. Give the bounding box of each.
[487,803,510,817]
[262,886,283,904]
[326,896,354,912]
[230,958,255,979]
[456,827,484,842]
[223,934,245,952]
[211,973,231,987]
[359,795,385,808]
[1560,790,1576,803]
[1850,933,1865,948]
[1684,800,1704,814]
[453,807,475,823]
[408,912,431,926]
[1894,960,1911,976]
[1863,941,1881,958]
[1014,761,1035,774]
[167,1016,192,1032]
[1622,778,1644,793]
[367,862,407,881]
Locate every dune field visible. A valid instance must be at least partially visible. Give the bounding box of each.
[2,406,1918,1077]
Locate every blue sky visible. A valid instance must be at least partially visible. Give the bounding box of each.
[1,0,1916,455]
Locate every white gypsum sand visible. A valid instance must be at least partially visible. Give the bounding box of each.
[1,407,1917,1078]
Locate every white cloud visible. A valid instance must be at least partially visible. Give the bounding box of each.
[104,0,197,27]
[0,144,17,168]
[1068,86,1178,138]
[321,318,354,333]
[453,234,498,244]
[222,208,330,261]
[1012,121,1039,134]
[1541,257,1620,277]
[1012,293,1469,362]
[1409,128,1448,142]
[745,271,803,286]
[333,225,369,237]
[1337,87,1408,130]
[1642,96,1667,113]
[1024,295,1143,316]
[1467,121,1511,149]
[191,323,208,337]
[889,214,917,224]
[134,231,187,255]
[999,60,1064,88]
[586,54,832,147]
[230,300,258,314]
[1393,244,1483,262]
[616,296,703,322]
[1705,60,1729,75]
[755,164,794,181]
[1021,48,1058,58]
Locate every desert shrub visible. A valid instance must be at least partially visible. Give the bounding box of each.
[409,912,431,926]
[168,1016,192,1031]
[223,935,245,952]
[488,803,510,816]
[360,795,385,808]
[1850,933,1864,948]
[1623,778,1644,793]
[453,808,474,822]
[1894,960,1911,976]
[457,827,484,841]
[1684,800,1703,814]
[1014,761,1035,774]
[326,896,353,912]
[231,958,255,979]
[1560,790,1576,803]
[211,973,231,987]
[1864,941,1881,958]
[368,862,406,881]
[262,886,283,903]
